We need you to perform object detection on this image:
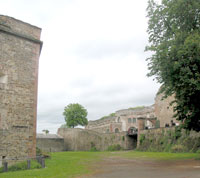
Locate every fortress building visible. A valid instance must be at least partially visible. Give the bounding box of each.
[0,15,42,164]
[86,105,156,133]
[86,91,178,133]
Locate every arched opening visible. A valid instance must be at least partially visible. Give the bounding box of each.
[128,127,138,135]
[127,127,138,149]
[115,128,119,133]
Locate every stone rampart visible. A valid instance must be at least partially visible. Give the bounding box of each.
[36,134,65,152]
[57,128,136,151]
[137,127,200,152]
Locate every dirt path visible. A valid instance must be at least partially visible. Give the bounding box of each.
[81,154,200,178]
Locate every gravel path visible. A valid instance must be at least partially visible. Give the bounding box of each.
[80,155,200,178]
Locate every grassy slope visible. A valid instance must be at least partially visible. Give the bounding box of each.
[0,151,199,178]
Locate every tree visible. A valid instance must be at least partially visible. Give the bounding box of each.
[63,103,88,128]
[146,0,200,131]
[42,129,49,135]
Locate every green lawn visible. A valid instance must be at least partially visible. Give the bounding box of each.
[0,151,199,178]
[118,151,200,160]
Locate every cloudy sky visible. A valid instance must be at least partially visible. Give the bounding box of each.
[0,0,161,133]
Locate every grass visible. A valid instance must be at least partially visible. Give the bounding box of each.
[0,151,199,178]
[0,152,108,178]
[118,151,200,160]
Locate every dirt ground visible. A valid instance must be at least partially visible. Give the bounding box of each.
[81,154,200,178]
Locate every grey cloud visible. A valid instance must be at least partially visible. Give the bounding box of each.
[73,37,148,59]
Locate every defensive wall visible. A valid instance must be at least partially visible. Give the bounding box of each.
[86,106,156,134]
[36,134,65,152]
[137,127,200,152]
[57,128,136,151]
[0,15,42,165]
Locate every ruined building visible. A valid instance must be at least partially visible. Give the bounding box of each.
[86,106,156,133]
[86,91,178,133]
[0,15,42,164]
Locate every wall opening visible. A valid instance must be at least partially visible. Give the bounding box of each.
[115,128,119,133]
[0,73,7,84]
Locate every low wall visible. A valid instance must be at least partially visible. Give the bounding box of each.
[57,128,136,151]
[36,134,65,152]
[137,127,200,152]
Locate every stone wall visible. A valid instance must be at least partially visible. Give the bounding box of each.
[36,134,65,152]
[0,15,42,164]
[155,91,178,127]
[86,106,155,133]
[57,128,136,151]
[137,127,200,152]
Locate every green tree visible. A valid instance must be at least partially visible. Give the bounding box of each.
[42,129,49,135]
[63,103,88,128]
[146,0,200,131]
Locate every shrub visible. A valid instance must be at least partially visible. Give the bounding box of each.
[90,142,99,152]
[174,127,182,140]
[36,147,51,158]
[196,149,200,154]
[90,147,98,152]
[171,145,185,153]
[139,134,145,144]
[107,144,122,151]
[0,160,41,173]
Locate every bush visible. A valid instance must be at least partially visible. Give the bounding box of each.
[107,144,122,151]
[0,160,41,173]
[171,145,185,153]
[90,142,99,152]
[196,149,200,154]
[139,134,145,144]
[36,147,51,158]
[90,147,98,152]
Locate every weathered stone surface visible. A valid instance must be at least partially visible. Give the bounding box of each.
[36,134,65,152]
[58,128,136,151]
[86,106,155,133]
[137,127,200,152]
[154,92,178,127]
[0,15,42,164]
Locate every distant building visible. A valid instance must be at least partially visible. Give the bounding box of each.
[86,89,178,133]
[86,106,156,133]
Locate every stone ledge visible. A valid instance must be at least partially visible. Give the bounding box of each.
[0,27,43,53]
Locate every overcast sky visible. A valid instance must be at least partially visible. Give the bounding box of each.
[0,0,161,133]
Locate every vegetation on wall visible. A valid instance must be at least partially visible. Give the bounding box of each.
[99,113,116,120]
[128,106,145,110]
[107,144,122,151]
[146,0,200,131]
[138,127,200,153]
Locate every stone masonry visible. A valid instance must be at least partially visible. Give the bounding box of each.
[0,15,42,164]
[86,88,178,134]
[86,106,156,133]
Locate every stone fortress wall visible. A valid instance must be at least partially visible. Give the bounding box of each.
[86,105,156,134]
[57,128,136,151]
[155,92,178,127]
[0,15,42,164]
[86,91,177,134]
[36,134,65,152]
